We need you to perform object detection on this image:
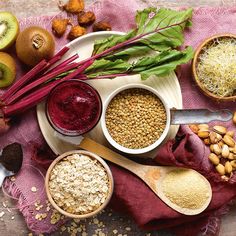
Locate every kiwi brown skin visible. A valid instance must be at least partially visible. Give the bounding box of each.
[0,12,19,51]
[0,52,16,88]
[16,26,55,67]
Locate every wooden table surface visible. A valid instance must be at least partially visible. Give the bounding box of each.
[1,0,236,235]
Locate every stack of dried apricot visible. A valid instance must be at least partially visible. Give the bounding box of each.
[52,0,112,40]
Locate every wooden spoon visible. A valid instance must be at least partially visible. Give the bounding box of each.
[78,137,212,216]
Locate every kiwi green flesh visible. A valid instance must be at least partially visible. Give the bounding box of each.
[0,12,18,50]
[0,62,14,88]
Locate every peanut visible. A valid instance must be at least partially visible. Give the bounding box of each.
[212,144,221,155]
[225,161,233,174]
[223,134,235,147]
[226,131,234,137]
[216,164,225,175]
[209,132,218,144]
[218,140,224,148]
[230,160,236,170]
[189,124,199,134]
[204,138,211,145]
[197,130,209,139]
[228,153,235,160]
[208,153,220,165]
[222,144,230,158]
[198,124,209,130]
[210,144,214,152]
[231,145,236,154]
[233,111,236,125]
[216,133,222,142]
[213,125,227,135]
[221,175,229,182]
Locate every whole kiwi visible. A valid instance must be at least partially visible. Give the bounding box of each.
[16,26,55,67]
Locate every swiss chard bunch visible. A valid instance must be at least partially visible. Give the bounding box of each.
[85,7,194,80]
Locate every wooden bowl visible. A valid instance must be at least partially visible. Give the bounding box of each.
[45,150,114,219]
[192,33,236,102]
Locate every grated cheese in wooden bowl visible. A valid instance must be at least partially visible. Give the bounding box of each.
[196,37,236,97]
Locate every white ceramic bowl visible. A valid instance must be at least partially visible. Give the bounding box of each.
[101,84,171,154]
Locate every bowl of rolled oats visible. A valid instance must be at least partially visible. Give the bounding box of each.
[101,84,170,154]
[45,150,114,219]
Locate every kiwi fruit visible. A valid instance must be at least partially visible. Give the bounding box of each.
[0,52,16,88]
[16,26,55,67]
[0,12,19,51]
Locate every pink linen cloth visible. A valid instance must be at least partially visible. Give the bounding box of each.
[1,0,236,235]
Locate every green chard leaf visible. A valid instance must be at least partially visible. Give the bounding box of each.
[135,7,193,51]
[132,46,194,80]
[92,30,136,55]
[92,7,192,56]
[88,7,193,80]
[85,59,131,78]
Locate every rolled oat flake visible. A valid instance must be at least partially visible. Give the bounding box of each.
[49,153,110,215]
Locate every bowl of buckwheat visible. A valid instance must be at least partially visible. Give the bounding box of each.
[45,150,114,219]
[101,84,170,155]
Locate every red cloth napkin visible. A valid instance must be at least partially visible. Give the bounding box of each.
[109,126,236,236]
[1,1,236,235]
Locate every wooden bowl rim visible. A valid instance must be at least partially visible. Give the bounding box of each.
[45,150,114,219]
[192,33,236,102]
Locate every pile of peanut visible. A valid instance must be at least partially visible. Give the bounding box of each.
[190,124,236,180]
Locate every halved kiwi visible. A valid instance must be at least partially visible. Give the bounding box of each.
[0,12,19,51]
[0,52,16,88]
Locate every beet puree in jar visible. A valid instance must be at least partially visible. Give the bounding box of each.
[46,80,102,136]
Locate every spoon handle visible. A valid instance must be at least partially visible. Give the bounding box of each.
[79,137,145,176]
[170,108,232,125]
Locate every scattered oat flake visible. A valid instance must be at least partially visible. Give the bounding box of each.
[82,232,87,236]
[0,212,5,218]
[98,232,105,236]
[7,208,11,213]
[125,227,131,231]
[31,187,37,192]
[11,216,14,220]
[28,233,33,236]
[73,218,80,223]
[113,230,118,234]
[2,202,7,208]
[46,206,50,212]
[10,176,16,181]
[39,234,44,236]
[61,225,66,232]
[93,218,99,224]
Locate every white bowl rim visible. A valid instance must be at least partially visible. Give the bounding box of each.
[101,84,171,154]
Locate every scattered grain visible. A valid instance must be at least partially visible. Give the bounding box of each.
[0,212,5,218]
[31,187,37,193]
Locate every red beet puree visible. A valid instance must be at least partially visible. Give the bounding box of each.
[46,80,102,136]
